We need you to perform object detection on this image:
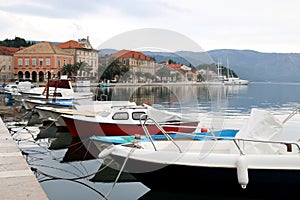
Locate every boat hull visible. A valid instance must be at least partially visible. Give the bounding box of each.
[62,115,199,138]
[110,154,300,197]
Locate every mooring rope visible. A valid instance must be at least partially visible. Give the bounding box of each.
[31,159,113,181]
[103,147,136,200]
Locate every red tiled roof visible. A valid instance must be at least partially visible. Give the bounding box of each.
[0,46,20,55]
[57,40,84,49]
[111,49,153,61]
[167,63,182,70]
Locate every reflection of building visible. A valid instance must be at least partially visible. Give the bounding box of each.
[0,46,20,82]
[13,42,73,82]
[57,36,99,78]
[111,49,155,81]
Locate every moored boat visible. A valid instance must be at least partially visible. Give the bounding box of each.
[95,108,300,196]
[61,104,200,138]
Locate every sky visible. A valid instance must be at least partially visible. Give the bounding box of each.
[0,0,300,53]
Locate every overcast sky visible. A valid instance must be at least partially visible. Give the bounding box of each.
[0,0,299,53]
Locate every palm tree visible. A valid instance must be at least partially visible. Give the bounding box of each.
[61,64,74,76]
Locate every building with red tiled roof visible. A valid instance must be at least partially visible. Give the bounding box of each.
[57,37,99,78]
[57,40,84,49]
[13,42,74,82]
[167,63,182,70]
[110,49,155,82]
[0,46,21,82]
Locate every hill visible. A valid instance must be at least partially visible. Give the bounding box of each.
[208,49,300,82]
[99,48,300,82]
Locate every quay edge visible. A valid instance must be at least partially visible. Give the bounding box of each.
[0,117,49,200]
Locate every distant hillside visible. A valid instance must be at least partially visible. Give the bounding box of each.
[208,49,300,82]
[99,48,300,82]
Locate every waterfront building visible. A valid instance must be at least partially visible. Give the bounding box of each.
[13,42,73,82]
[110,49,155,82]
[57,36,99,79]
[0,46,20,83]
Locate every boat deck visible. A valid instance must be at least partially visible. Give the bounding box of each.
[0,118,48,200]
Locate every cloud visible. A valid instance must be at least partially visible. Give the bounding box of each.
[1,0,300,52]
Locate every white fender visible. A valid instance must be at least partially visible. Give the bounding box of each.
[98,145,116,159]
[236,155,249,189]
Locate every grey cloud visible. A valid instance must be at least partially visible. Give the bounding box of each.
[0,0,183,19]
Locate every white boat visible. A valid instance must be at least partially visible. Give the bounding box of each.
[4,81,34,100]
[224,77,249,85]
[34,101,137,131]
[210,59,249,85]
[61,103,200,138]
[95,108,300,196]
[224,59,249,85]
[21,76,94,110]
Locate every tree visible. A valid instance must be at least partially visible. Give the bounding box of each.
[135,71,144,82]
[100,59,130,82]
[77,62,92,76]
[0,36,33,47]
[61,63,79,76]
[156,66,170,82]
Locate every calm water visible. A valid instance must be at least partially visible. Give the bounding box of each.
[2,82,300,200]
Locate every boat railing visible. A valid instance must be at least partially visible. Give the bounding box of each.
[139,114,182,153]
[232,138,300,155]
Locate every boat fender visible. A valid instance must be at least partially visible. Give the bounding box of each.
[201,127,208,132]
[98,145,116,159]
[236,155,248,189]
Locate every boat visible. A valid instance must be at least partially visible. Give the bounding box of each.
[34,101,137,131]
[21,76,94,110]
[4,81,34,100]
[224,59,249,85]
[224,77,249,85]
[61,103,200,138]
[90,129,239,144]
[95,108,300,196]
[210,59,249,85]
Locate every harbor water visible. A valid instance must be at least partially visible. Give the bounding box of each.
[1,82,300,199]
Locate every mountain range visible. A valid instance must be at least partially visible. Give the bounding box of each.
[100,49,300,82]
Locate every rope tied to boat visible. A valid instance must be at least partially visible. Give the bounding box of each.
[103,147,136,200]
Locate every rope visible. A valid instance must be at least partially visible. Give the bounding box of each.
[31,159,113,181]
[103,148,136,199]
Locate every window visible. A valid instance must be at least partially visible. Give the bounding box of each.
[63,59,66,65]
[46,58,50,66]
[18,58,22,66]
[39,58,43,66]
[58,59,61,66]
[112,112,129,120]
[132,112,146,120]
[25,58,29,66]
[32,58,36,66]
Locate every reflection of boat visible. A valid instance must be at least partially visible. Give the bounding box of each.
[62,138,100,162]
[96,108,300,196]
[61,104,200,138]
